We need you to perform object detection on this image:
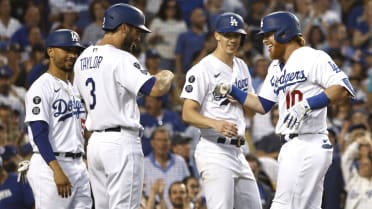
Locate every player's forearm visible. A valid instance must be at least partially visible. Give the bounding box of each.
[182,108,218,129]
[150,70,174,96]
[324,85,351,105]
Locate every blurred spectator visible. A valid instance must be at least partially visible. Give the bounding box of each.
[23,26,44,61]
[0,65,25,126]
[293,0,313,32]
[322,127,345,209]
[140,95,186,156]
[141,179,167,209]
[0,0,21,42]
[341,134,372,209]
[0,144,21,173]
[203,0,224,31]
[182,175,205,209]
[244,0,266,53]
[175,8,207,80]
[305,24,326,49]
[81,0,109,46]
[144,127,190,208]
[0,119,7,146]
[50,1,83,36]
[10,5,45,49]
[175,0,204,27]
[191,31,217,66]
[146,0,187,70]
[0,156,35,209]
[168,181,191,209]
[351,0,372,51]
[254,105,281,160]
[172,133,198,177]
[4,43,27,87]
[22,44,45,76]
[250,56,274,145]
[245,153,274,209]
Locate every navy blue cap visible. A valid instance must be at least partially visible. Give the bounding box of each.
[1,145,17,161]
[0,66,12,79]
[146,49,161,59]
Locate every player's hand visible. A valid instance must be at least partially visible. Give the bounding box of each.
[283,100,311,132]
[213,83,231,97]
[213,120,238,138]
[227,95,239,105]
[50,161,72,198]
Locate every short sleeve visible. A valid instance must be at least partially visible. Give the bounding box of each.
[24,79,52,124]
[180,65,208,105]
[116,55,152,96]
[310,52,355,96]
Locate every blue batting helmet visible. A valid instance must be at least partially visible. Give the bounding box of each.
[215,12,247,35]
[45,29,84,49]
[257,11,302,44]
[102,3,151,33]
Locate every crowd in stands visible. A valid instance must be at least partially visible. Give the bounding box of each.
[0,0,371,209]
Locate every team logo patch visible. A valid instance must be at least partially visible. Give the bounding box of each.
[32,107,40,115]
[33,96,41,104]
[185,85,193,93]
[133,62,141,69]
[188,75,195,83]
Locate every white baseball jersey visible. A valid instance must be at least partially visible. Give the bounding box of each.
[181,54,255,138]
[181,54,262,209]
[25,73,85,153]
[259,46,354,135]
[73,45,152,131]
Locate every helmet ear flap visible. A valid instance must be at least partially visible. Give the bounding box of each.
[274,26,291,44]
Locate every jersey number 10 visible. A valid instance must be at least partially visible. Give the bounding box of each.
[286,90,303,109]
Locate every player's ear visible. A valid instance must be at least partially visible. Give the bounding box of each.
[214,32,221,42]
[47,47,54,58]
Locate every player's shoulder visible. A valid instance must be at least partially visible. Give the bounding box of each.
[186,55,213,77]
[28,73,53,91]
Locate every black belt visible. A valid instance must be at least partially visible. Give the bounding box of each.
[217,137,245,147]
[94,126,143,137]
[279,134,298,144]
[95,127,121,132]
[54,152,83,159]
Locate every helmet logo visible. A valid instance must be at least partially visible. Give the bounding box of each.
[70,31,80,42]
[230,16,238,27]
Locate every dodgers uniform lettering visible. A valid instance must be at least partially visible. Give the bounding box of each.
[234,78,249,91]
[0,189,11,200]
[80,56,103,70]
[52,99,85,120]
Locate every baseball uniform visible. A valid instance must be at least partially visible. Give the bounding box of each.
[73,44,152,209]
[25,73,92,209]
[181,54,262,209]
[259,46,354,209]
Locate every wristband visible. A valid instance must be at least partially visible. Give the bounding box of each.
[230,85,247,105]
[306,92,329,110]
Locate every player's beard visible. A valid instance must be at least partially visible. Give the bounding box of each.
[61,58,76,73]
[269,42,285,61]
[122,28,141,53]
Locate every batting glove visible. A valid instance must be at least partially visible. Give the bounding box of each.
[17,160,30,184]
[213,83,231,97]
[283,100,311,132]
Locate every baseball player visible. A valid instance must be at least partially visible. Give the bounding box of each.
[24,29,92,209]
[216,11,355,209]
[180,12,262,209]
[73,4,174,209]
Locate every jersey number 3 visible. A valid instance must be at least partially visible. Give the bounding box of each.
[286,90,303,109]
[85,78,96,109]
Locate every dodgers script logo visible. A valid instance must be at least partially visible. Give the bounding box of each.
[271,69,307,94]
[53,99,85,121]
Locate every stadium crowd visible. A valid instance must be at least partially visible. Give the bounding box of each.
[0,0,371,209]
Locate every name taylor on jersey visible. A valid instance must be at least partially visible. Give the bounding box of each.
[79,56,103,70]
